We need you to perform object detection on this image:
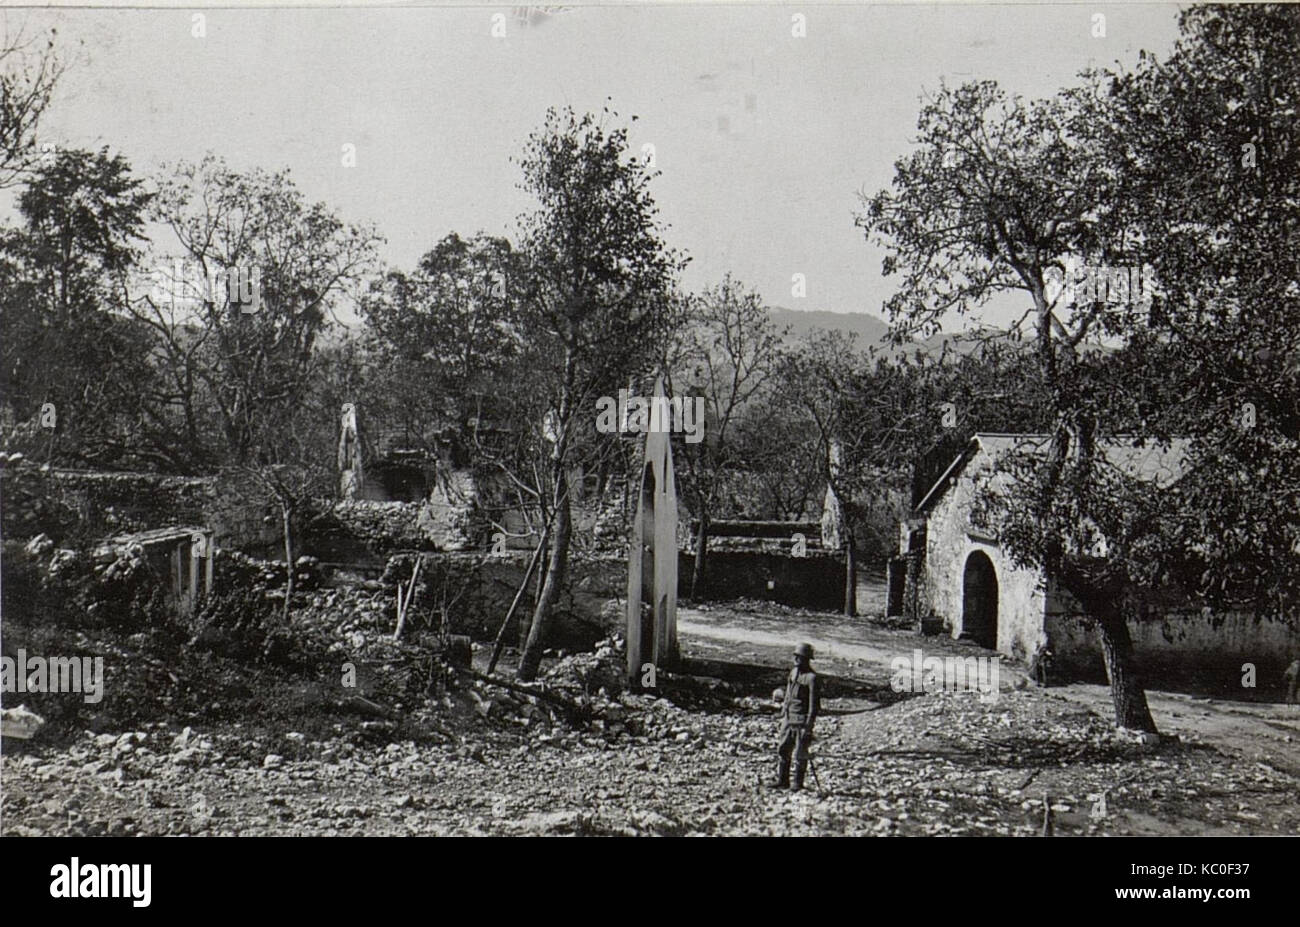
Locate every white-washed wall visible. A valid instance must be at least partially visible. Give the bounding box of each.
[921,450,1047,659]
[1048,603,1300,692]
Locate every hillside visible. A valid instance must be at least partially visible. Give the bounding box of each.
[768,306,1012,358]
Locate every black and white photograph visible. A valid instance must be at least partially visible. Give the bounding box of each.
[0,0,1295,883]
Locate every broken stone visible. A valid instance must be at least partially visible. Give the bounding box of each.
[24,533,54,558]
[1,705,46,740]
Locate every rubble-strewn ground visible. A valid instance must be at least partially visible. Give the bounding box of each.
[4,600,1299,836]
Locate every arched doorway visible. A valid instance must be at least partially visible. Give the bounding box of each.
[961,551,998,649]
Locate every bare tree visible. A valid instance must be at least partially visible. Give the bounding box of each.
[673,275,787,595]
[0,17,61,189]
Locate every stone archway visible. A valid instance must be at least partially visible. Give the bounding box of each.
[961,550,998,649]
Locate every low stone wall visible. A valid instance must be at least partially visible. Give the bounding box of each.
[1048,607,1300,696]
[380,551,627,649]
[310,491,631,560]
[311,501,431,556]
[684,549,846,611]
[0,463,213,543]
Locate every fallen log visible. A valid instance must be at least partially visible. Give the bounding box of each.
[464,668,589,722]
[340,694,400,720]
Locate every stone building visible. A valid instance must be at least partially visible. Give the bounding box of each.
[898,433,1299,689]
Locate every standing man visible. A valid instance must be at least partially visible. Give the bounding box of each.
[1028,642,1054,688]
[1284,657,1300,705]
[772,642,820,792]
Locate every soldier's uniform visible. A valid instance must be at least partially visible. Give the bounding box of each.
[1284,659,1300,704]
[775,643,819,791]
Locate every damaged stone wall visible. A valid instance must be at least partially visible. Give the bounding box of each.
[0,461,214,543]
[311,472,633,560]
[380,551,627,649]
[680,519,850,610]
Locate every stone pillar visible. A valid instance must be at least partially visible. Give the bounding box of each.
[886,556,906,617]
[903,550,923,624]
[820,439,844,551]
[901,521,927,627]
[338,402,364,500]
[627,377,679,686]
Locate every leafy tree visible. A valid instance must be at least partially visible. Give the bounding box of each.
[671,275,787,595]
[1093,4,1300,618]
[856,76,1166,728]
[135,155,381,470]
[508,105,685,680]
[729,385,824,522]
[361,232,524,466]
[0,147,156,466]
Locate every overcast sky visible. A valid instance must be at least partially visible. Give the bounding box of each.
[10,3,1186,328]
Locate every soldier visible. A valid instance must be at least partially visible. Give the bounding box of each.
[771,642,820,792]
[1028,642,1054,688]
[1284,657,1300,705]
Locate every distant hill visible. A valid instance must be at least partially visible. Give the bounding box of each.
[768,306,1015,358]
[768,306,893,347]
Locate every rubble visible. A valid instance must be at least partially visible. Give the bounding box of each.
[4,676,1294,837]
[540,635,627,699]
[1,704,46,740]
[4,517,1296,836]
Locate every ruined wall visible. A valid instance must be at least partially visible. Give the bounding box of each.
[312,481,631,561]
[0,463,214,543]
[312,480,486,558]
[919,454,1047,660]
[381,551,626,648]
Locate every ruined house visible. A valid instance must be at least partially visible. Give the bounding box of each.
[94,526,215,618]
[897,433,1299,687]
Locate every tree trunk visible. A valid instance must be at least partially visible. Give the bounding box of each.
[691,509,708,599]
[1096,599,1157,733]
[843,528,857,617]
[487,522,550,675]
[518,484,571,681]
[521,533,547,651]
[281,503,294,622]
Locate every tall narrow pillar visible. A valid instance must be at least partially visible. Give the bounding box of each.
[627,377,679,687]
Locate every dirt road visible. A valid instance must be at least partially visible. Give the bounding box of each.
[679,602,1300,835]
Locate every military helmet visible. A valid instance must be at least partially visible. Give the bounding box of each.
[793,642,814,660]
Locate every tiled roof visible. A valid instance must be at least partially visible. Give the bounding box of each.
[915,433,1191,512]
[973,433,1189,488]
